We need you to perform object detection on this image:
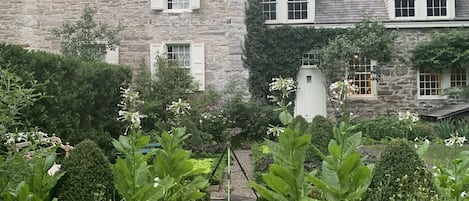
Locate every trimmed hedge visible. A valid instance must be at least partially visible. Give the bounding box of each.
[365,140,440,200]
[53,139,114,201]
[0,43,131,152]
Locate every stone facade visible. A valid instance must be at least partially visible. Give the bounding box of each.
[0,0,248,91]
[1,0,468,118]
[346,28,465,117]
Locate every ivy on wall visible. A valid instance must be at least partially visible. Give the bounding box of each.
[411,29,469,72]
[243,0,396,102]
[243,0,341,102]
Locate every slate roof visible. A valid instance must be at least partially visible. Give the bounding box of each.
[315,0,469,24]
[456,0,469,19]
[315,0,390,24]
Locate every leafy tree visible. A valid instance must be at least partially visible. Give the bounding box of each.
[53,7,122,62]
[54,139,114,201]
[412,29,469,72]
[321,17,397,80]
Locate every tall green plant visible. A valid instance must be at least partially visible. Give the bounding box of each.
[0,148,64,201]
[53,7,122,62]
[307,121,373,201]
[249,128,314,201]
[0,66,42,131]
[434,151,469,201]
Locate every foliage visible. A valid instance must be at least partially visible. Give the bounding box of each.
[244,1,395,101]
[0,147,64,201]
[308,121,373,201]
[0,43,131,153]
[321,17,396,80]
[306,115,334,169]
[112,129,208,201]
[251,143,273,184]
[291,115,309,134]
[54,139,114,201]
[52,7,122,62]
[434,151,469,201]
[135,56,197,132]
[0,67,42,131]
[412,29,469,72]
[354,116,435,141]
[365,140,440,201]
[152,128,209,200]
[249,128,315,201]
[244,0,341,102]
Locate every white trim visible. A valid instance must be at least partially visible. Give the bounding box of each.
[271,20,469,29]
[162,9,193,13]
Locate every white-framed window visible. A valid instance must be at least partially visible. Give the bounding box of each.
[418,70,442,96]
[287,0,308,20]
[417,68,469,99]
[427,0,446,16]
[151,0,200,11]
[451,68,467,87]
[349,57,377,97]
[395,0,415,17]
[261,0,277,20]
[150,42,205,90]
[167,44,191,73]
[263,0,314,23]
[301,50,321,67]
[389,0,454,20]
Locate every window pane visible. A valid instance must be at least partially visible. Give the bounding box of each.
[395,0,401,7]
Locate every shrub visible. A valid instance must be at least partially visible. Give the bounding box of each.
[54,139,114,201]
[290,115,309,134]
[355,116,434,141]
[365,140,440,201]
[306,115,333,169]
[0,43,131,154]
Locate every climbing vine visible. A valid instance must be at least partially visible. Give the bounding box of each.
[244,0,396,102]
[411,29,469,72]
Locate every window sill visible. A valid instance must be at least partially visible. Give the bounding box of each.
[162,9,193,14]
[348,95,378,101]
[417,95,448,100]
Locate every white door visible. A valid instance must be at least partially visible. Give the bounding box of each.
[294,66,327,122]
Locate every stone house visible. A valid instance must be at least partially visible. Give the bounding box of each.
[1,0,469,120]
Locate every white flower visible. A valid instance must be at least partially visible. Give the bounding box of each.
[153,177,160,188]
[461,191,467,198]
[167,98,191,116]
[269,77,296,97]
[266,124,285,137]
[445,134,467,147]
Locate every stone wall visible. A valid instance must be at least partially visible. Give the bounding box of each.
[0,0,248,91]
[345,28,463,117]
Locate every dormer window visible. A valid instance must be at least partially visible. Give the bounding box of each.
[262,0,314,23]
[389,0,454,20]
[288,0,308,20]
[395,0,415,17]
[427,0,446,16]
[261,0,277,20]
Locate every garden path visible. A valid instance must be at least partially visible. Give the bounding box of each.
[210,149,257,201]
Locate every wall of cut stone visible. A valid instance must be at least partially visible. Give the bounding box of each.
[0,0,248,91]
[344,28,463,117]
